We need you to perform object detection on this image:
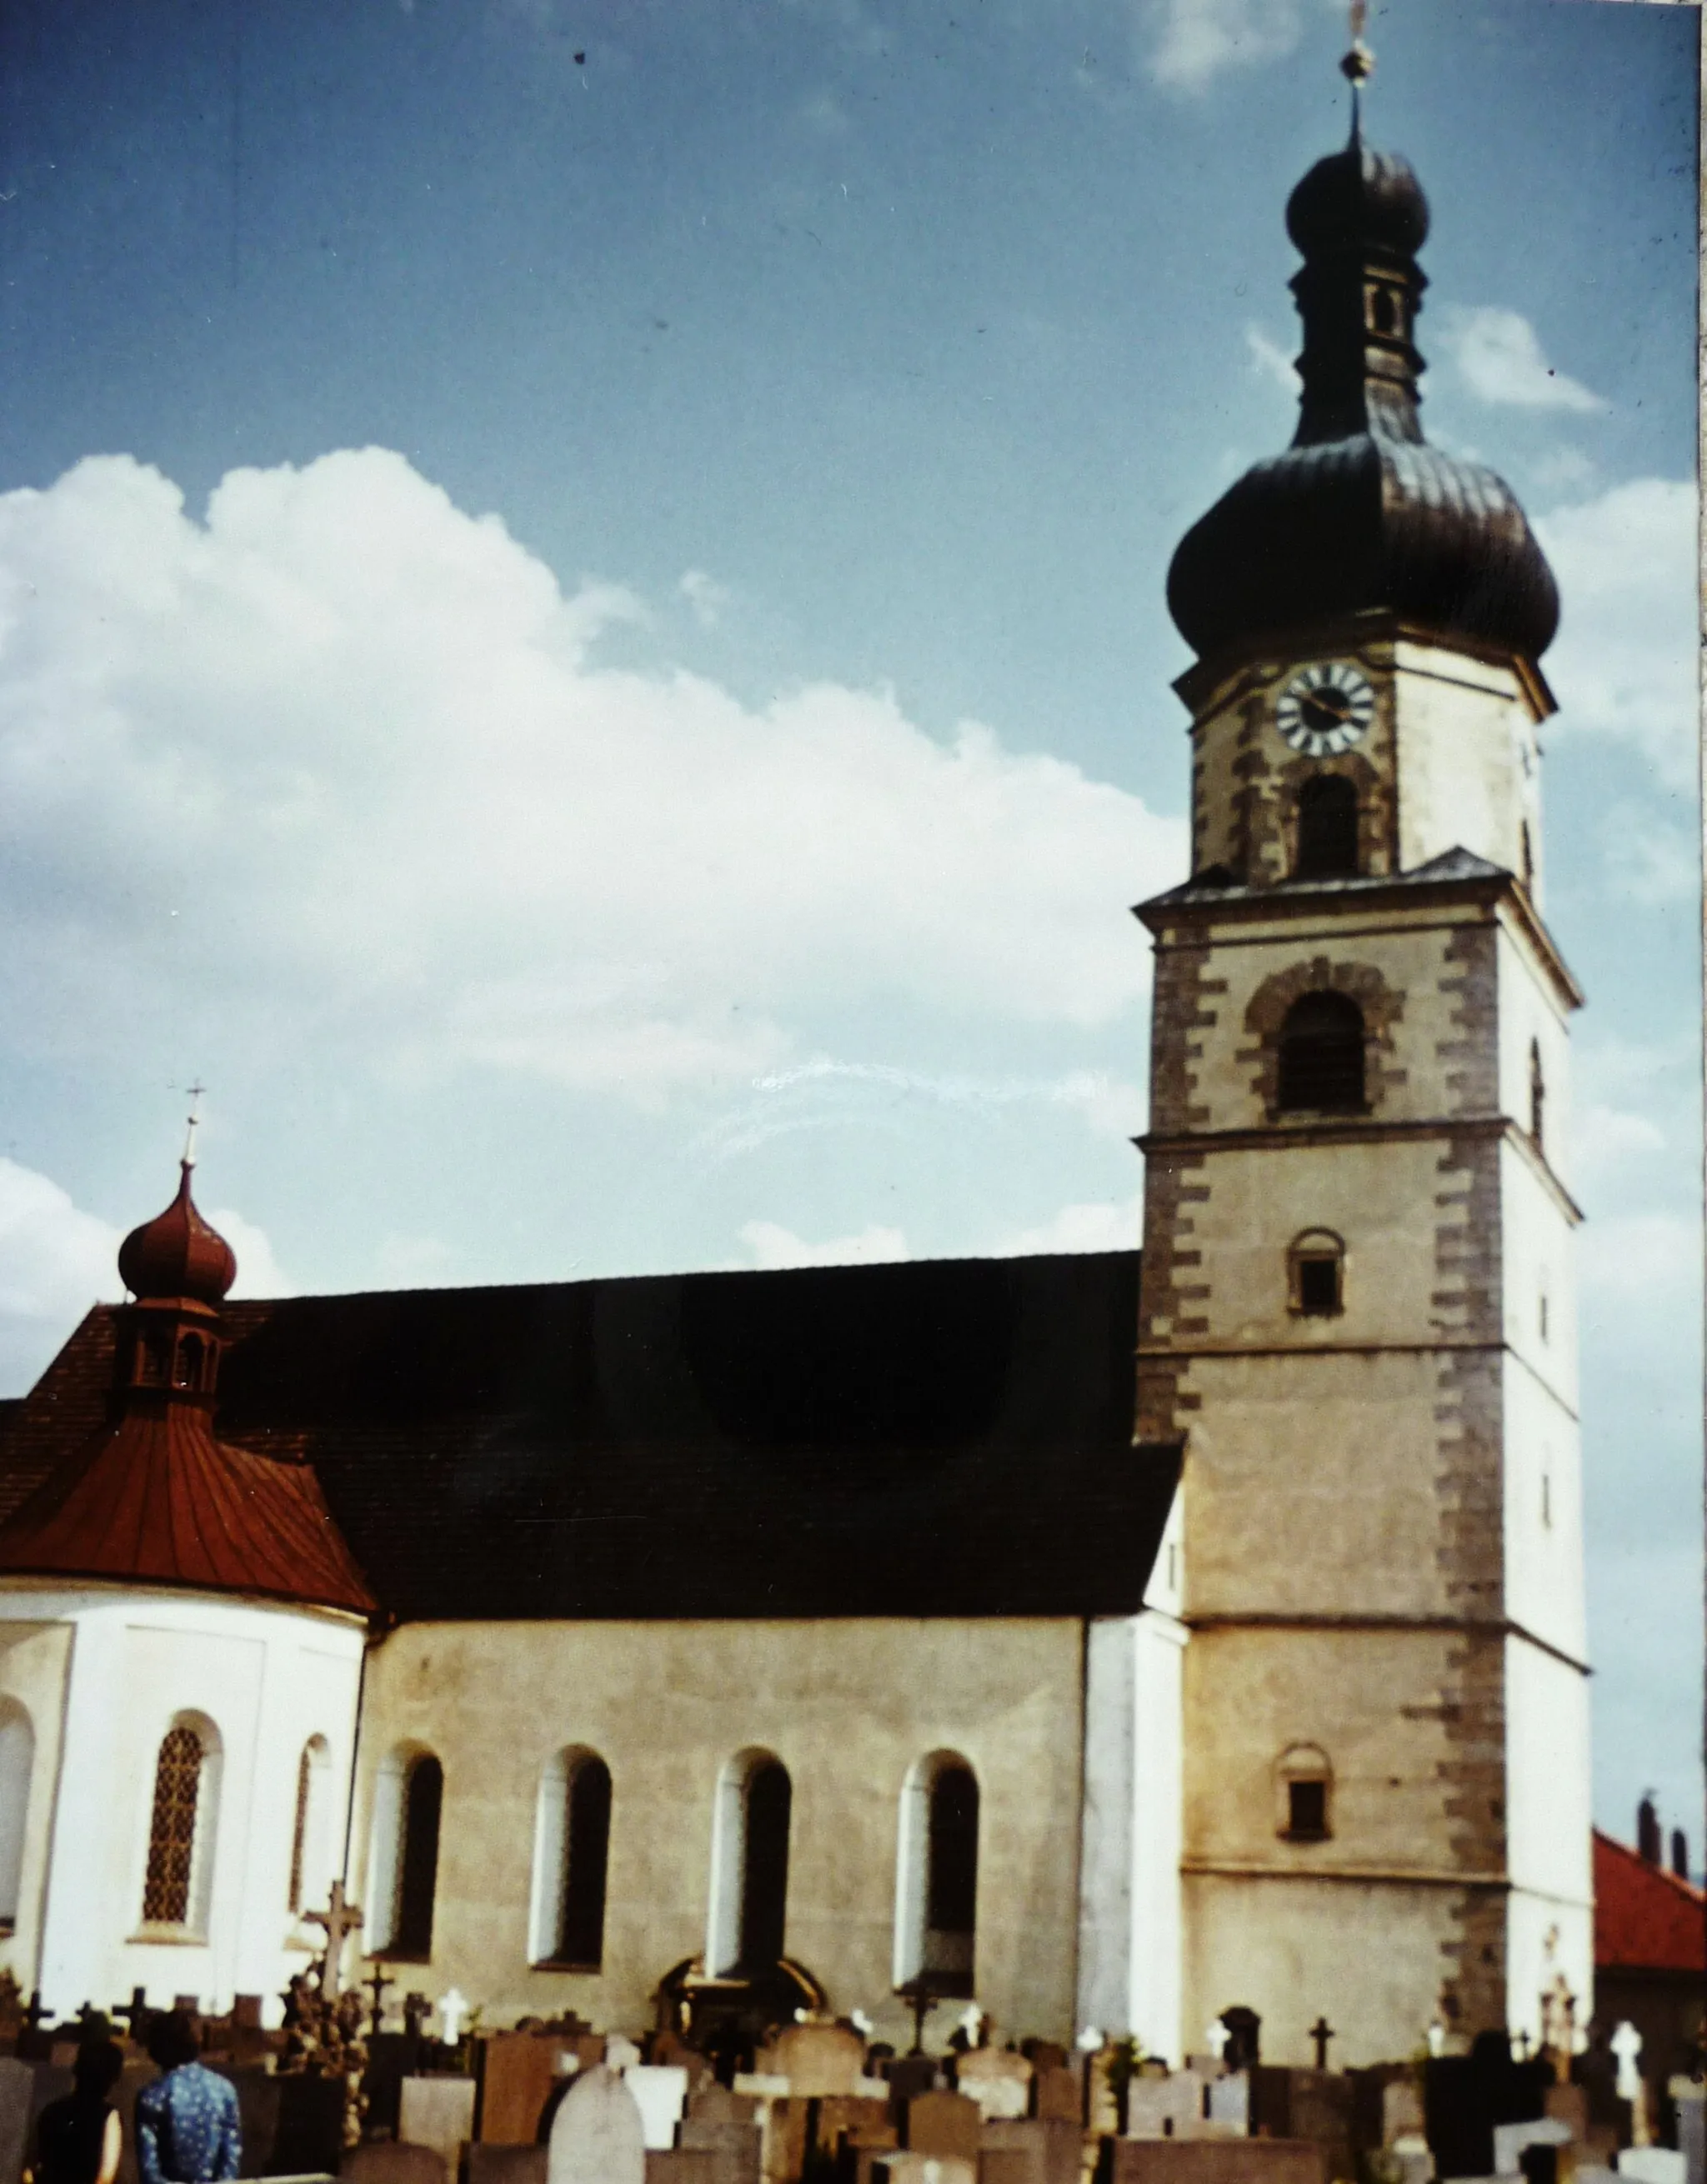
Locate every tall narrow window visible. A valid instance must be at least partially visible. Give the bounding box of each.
[894,1752,980,1997]
[393,1755,443,1960]
[1276,992,1366,1114]
[288,1737,333,1916]
[142,1716,221,1930]
[0,1704,33,1931]
[738,1760,791,1972]
[1529,1040,1545,1150]
[1520,822,1535,894]
[531,1750,613,1969]
[1294,776,1359,879]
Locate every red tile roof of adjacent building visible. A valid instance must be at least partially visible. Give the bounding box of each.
[1594,1827,1707,1973]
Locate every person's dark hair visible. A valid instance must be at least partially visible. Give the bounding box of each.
[73,2041,124,2100]
[145,2010,199,2072]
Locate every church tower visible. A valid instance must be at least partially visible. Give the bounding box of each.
[1137,42,1590,2064]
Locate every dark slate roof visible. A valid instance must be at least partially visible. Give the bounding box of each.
[1141,844,1508,910]
[0,1252,1175,1625]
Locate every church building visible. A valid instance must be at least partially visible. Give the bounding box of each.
[0,59,1590,2069]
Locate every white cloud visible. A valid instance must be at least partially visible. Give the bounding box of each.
[989,1188,1144,1257]
[1534,478,1698,787]
[1139,0,1324,91]
[1244,324,1299,395]
[1438,307,1606,413]
[739,1218,909,1267]
[208,1205,292,1297]
[678,568,729,628]
[0,450,1184,1107]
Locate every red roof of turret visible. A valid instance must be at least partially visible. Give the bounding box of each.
[0,1397,375,1617]
[1594,1828,1707,1974]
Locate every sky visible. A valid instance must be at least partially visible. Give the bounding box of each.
[0,0,1698,1850]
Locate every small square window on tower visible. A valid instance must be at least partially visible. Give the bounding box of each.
[1288,1230,1345,1317]
[1276,1743,1333,1842]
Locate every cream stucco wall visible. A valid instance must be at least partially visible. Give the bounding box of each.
[351,1617,1125,2047]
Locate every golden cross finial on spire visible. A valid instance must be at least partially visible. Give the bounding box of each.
[182,1082,206,1169]
[1341,0,1374,81]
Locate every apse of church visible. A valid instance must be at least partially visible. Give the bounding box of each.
[1138,70,1589,2065]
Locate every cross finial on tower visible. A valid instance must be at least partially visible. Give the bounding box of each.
[1340,0,1374,137]
[182,1083,207,1169]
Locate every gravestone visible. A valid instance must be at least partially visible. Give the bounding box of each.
[480,2036,567,2146]
[1383,2081,1426,2150]
[1094,2141,1325,2184]
[904,2092,981,2163]
[1032,2069,1079,2126]
[641,2156,714,2183]
[763,2025,865,2098]
[212,2062,280,2177]
[468,2147,549,2184]
[686,2088,758,2128]
[1426,2043,1550,2181]
[886,2060,942,2107]
[1204,2077,1247,2137]
[364,2033,426,2139]
[954,2051,1030,2122]
[1496,2117,1574,2176]
[0,2057,33,2184]
[677,2114,763,2184]
[623,2067,689,2152]
[399,2076,478,2170]
[1669,2091,1704,2184]
[1619,2152,1686,2184]
[1124,2076,1205,2142]
[343,2143,450,2184]
[547,2067,645,2184]
[980,2117,1079,2184]
[270,2071,348,2177]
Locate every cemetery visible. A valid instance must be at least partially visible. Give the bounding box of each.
[0,1932,1699,2184]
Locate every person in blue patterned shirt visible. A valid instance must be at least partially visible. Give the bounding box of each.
[134,2014,240,2184]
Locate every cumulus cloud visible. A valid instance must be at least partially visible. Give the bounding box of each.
[739,1218,909,1267]
[1534,478,1698,787]
[0,450,1183,1110]
[1139,0,1326,91]
[1438,307,1606,413]
[989,1188,1144,1257]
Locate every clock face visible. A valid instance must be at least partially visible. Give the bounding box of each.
[1275,662,1376,757]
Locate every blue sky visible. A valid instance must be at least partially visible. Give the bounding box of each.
[0,0,1698,1850]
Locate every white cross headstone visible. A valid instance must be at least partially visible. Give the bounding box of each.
[1427,2021,1448,2059]
[1204,2021,1231,2065]
[1612,2021,1644,2102]
[958,2003,985,2047]
[437,1987,469,2045]
[851,2009,874,2038]
[1075,2027,1103,2055]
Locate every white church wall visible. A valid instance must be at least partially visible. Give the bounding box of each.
[352,1615,1088,2045]
[0,1584,364,2018]
[1504,1632,1594,2049]
[0,1619,74,1999]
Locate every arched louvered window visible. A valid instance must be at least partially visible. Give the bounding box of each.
[142,1715,221,1931]
[1294,776,1359,879]
[530,1749,613,1969]
[894,1752,980,1997]
[1276,992,1367,1115]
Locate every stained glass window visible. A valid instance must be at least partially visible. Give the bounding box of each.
[143,1725,203,1926]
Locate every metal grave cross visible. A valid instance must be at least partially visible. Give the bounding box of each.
[1309,2017,1336,2071]
[303,1881,363,2000]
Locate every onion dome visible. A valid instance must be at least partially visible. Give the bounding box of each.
[118,1161,238,1306]
[1167,113,1559,666]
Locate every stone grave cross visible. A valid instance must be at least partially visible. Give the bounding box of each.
[364,1963,393,2038]
[303,1882,363,2000]
[1611,2022,1644,2102]
[438,1987,470,2045]
[1310,2017,1336,2071]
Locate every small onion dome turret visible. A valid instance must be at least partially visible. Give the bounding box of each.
[1167,132,1559,667]
[118,1162,238,1307]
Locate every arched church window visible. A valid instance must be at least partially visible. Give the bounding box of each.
[393,1756,443,1959]
[1276,1744,1332,1842]
[707,1750,791,1976]
[1288,1231,1345,1317]
[0,1702,33,1931]
[1276,992,1366,1114]
[894,1752,980,1997]
[530,1749,613,1969]
[288,1737,333,1916]
[1294,776,1359,880]
[142,1715,221,1930]
[1529,1040,1544,1150]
